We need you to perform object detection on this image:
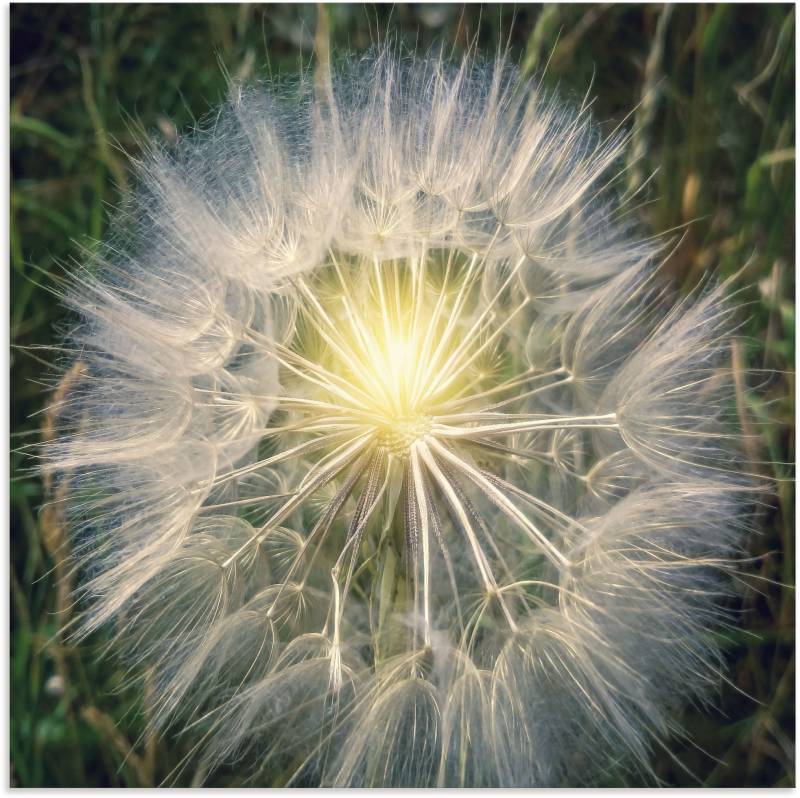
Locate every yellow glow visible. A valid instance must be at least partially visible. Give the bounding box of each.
[289,251,508,455]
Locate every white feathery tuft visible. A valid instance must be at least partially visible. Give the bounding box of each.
[40,50,757,786]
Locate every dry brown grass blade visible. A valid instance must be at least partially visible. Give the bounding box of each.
[80,705,152,786]
[40,360,85,621]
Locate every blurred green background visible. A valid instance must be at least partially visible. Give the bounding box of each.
[10,3,795,787]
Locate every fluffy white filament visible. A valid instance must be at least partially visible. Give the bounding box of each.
[43,51,752,787]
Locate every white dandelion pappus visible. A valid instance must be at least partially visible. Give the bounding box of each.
[44,51,753,786]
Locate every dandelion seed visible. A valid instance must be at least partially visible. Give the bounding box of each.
[43,51,754,786]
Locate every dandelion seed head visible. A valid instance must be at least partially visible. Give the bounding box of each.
[42,50,755,787]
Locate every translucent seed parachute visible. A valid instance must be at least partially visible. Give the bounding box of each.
[42,51,754,786]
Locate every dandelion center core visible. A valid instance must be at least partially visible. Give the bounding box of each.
[375,414,432,456]
[286,251,497,457]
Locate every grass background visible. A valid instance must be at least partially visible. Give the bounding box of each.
[9,2,795,787]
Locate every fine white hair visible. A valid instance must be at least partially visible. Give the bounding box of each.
[42,49,754,786]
